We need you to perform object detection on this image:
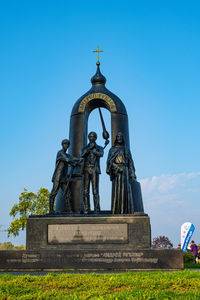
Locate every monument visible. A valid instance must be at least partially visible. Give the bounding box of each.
[0,47,183,270]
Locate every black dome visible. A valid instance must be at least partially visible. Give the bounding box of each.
[91,62,106,85]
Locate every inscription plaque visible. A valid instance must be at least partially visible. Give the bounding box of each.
[48,224,128,244]
[78,93,117,113]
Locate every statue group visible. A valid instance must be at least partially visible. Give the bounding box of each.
[49,130,137,215]
[48,49,144,216]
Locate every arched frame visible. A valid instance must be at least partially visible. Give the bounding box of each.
[78,93,117,113]
[66,94,130,212]
[55,92,144,214]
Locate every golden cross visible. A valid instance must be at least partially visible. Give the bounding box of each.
[92,46,103,63]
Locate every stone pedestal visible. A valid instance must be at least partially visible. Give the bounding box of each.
[0,214,183,270]
[26,215,151,251]
[0,249,183,271]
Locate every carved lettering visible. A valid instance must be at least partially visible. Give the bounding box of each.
[122,252,143,258]
[6,259,22,263]
[78,93,117,113]
[48,224,128,244]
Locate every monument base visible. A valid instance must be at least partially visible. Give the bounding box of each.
[26,214,151,250]
[0,214,183,270]
[0,249,183,271]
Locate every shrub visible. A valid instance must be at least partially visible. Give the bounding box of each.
[183,251,194,263]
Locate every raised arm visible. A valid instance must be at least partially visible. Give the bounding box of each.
[80,146,90,157]
[91,146,104,157]
[58,151,79,167]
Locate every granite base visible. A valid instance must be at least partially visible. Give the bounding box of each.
[0,215,183,270]
[26,215,151,250]
[0,249,183,270]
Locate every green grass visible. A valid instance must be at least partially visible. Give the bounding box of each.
[0,270,200,299]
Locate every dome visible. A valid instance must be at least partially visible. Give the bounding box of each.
[91,62,106,85]
[71,62,127,116]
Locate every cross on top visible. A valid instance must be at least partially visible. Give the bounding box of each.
[92,46,103,63]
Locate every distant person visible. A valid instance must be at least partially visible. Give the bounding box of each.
[190,240,198,263]
[197,244,200,263]
[177,244,181,250]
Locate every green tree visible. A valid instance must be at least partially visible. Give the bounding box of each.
[0,242,25,250]
[8,188,49,237]
[152,236,173,249]
[0,242,14,250]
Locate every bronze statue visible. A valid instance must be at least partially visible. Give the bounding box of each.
[49,139,80,214]
[106,132,136,214]
[55,59,145,214]
[81,132,104,214]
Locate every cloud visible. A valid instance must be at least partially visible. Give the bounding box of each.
[140,171,200,207]
[140,172,200,194]
[187,188,200,193]
[139,172,200,245]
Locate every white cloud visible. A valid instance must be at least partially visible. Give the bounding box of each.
[139,172,200,245]
[140,172,200,195]
[140,172,200,209]
[187,188,200,193]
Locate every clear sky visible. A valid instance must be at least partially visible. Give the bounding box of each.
[0,0,200,246]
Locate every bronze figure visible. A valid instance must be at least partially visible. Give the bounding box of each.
[49,139,80,214]
[81,132,104,214]
[106,132,136,214]
[55,60,145,214]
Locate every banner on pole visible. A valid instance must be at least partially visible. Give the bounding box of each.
[181,222,195,252]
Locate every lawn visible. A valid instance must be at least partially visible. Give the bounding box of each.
[0,270,200,299]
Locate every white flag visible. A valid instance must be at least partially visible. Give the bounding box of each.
[181,222,195,252]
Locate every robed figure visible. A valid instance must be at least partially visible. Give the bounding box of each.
[106,132,136,214]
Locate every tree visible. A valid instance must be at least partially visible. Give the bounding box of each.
[152,236,173,249]
[8,188,49,237]
[0,242,25,250]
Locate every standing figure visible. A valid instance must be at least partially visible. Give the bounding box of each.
[190,240,198,263]
[81,132,104,214]
[49,139,80,214]
[106,132,136,214]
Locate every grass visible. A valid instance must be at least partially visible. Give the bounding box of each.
[0,270,200,299]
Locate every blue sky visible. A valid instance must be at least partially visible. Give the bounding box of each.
[0,0,200,246]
